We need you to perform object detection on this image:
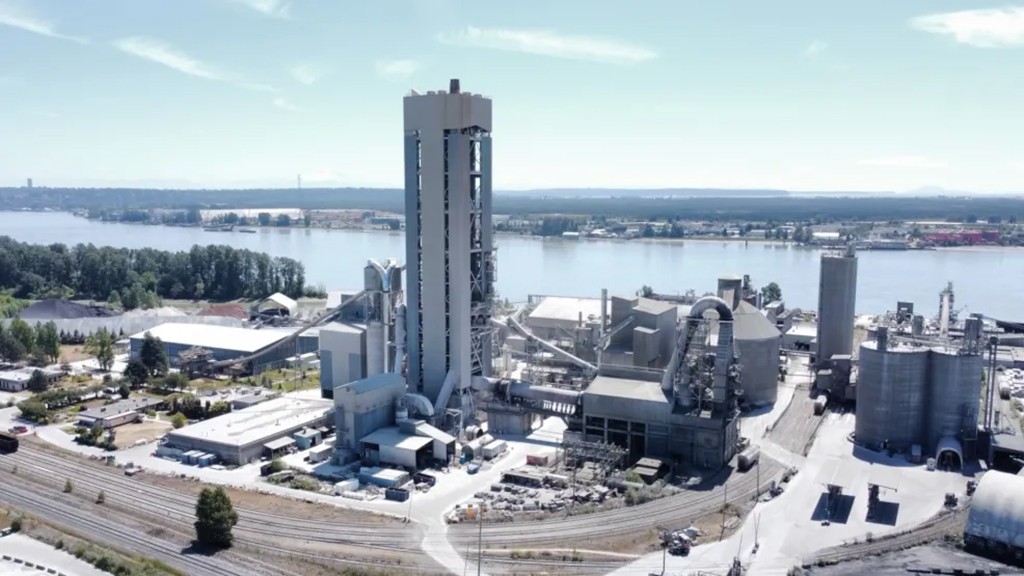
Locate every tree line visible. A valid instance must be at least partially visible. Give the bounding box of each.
[0,236,306,301]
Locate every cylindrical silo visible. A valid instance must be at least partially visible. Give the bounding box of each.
[927,348,982,452]
[733,301,781,405]
[855,340,929,451]
[816,247,858,364]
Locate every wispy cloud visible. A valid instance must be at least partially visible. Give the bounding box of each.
[114,37,223,80]
[375,59,419,81]
[437,26,657,64]
[290,63,324,85]
[113,36,275,92]
[911,7,1024,48]
[0,1,87,43]
[858,156,947,169]
[226,0,291,19]
[804,40,828,57]
[272,97,300,111]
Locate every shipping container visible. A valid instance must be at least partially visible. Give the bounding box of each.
[0,431,18,453]
[481,439,507,460]
[334,478,360,494]
[526,453,549,466]
[385,487,410,502]
[738,446,760,471]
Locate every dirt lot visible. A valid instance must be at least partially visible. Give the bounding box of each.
[58,345,93,363]
[112,420,172,448]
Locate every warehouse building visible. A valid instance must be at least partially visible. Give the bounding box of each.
[333,372,406,455]
[78,397,163,429]
[129,323,296,374]
[163,396,333,465]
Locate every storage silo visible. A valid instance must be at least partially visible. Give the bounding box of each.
[927,347,982,459]
[816,246,858,365]
[732,301,781,405]
[855,337,930,450]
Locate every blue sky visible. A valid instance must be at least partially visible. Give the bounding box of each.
[1,0,1022,192]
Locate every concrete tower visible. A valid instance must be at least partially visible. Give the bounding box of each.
[816,245,858,366]
[403,79,495,422]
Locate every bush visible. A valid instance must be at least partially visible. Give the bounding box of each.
[64,479,73,493]
[170,412,187,429]
[96,490,106,504]
[268,459,287,474]
[10,515,23,532]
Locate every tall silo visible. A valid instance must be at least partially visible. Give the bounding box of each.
[816,245,858,365]
[732,301,781,405]
[855,335,930,450]
[927,347,982,458]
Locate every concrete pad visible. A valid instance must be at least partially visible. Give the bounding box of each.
[0,534,109,576]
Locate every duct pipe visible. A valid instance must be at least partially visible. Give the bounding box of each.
[393,304,406,374]
[500,316,598,372]
[504,380,583,405]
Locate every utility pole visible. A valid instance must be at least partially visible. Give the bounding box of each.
[477,503,484,576]
[756,456,761,501]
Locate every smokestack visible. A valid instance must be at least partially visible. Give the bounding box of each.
[601,288,608,333]
[449,78,460,93]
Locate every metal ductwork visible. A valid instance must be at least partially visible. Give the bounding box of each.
[494,316,598,373]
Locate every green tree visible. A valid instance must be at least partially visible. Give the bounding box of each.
[257,212,272,226]
[194,487,238,548]
[107,289,122,309]
[118,382,130,399]
[760,282,783,304]
[140,332,168,377]
[85,328,115,371]
[638,285,654,298]
[16,400,49,423]
[170,412,187,429]
[275,214,292,227]
[96,490,106,504]
[27,369,49,393]
[0,324,26,362]
[123,359,149,387]
[63,478,73,493]
[35,321,61,363]
[8,317,35,355]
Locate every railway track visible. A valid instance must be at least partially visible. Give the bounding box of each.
[8,446,419,549]
[810,507,968,565]
[0,476,262,576]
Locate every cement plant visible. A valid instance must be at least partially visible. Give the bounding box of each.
[4,80,1024,576]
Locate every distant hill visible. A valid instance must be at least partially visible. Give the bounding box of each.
[500,188,789,198]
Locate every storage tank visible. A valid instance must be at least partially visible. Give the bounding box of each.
[732,301,781,405]
[927,348,982,452]
[855,339,929,450]
[816,247,858,364]
[965,471,1024,552]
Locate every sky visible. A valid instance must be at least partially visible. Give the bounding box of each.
[1,0,1023,192]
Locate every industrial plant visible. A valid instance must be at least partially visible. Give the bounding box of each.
[25,78,1019,574]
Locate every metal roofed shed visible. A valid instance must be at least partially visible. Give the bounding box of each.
[255,292,298,317]
[361,427,434,469]
[866,464,901,491]
[164,397,333,465]
[358,467,410,488]
[129,323,295,374]
[965,471,1024,553]
[816,458,859,492]
[263,436,296,455]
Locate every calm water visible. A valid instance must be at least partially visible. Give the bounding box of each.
[2,211,1023,319]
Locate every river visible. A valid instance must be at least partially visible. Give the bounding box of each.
[2,211,1022,319]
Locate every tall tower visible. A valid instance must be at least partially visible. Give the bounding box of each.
[816,245,858,366]
[403,79,495,422]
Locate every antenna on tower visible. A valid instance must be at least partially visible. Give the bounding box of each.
[297,174,302,190]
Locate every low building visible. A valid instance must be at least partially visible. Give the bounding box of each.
[230,391,280,410]
[527,296,609,340]
[78,397,163,429]
[163,396,333,465]
[129,323,296,374]
[333,372,406,453]
[293,427,322,450]
[360,419,456,470]
[0,367,62,392]
[254,292,298,318]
